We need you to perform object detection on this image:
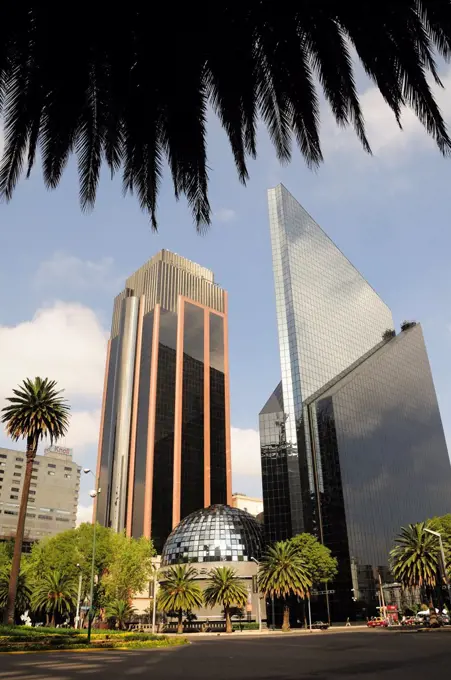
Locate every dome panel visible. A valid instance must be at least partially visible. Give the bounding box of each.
[161,504,264,565]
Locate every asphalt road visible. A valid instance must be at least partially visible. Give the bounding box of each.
[1,630,450,679]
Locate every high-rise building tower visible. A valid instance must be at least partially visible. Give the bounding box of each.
[95,250,231,552]
[261,184,393,541]
[260,185,451,621]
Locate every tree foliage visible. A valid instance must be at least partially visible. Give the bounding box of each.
[428,514,451,578]
[1,4,451,228]
[104,599,136,630]
[1,377,70,450]
[31,570,78,626]
[0,568,31,616]
[26,524,154,612]
[204,567,248,633]
[157,565,204,634]
[390,522,440,588]
[289,533,338,584]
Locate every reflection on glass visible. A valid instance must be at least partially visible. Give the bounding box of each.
[210,314,226,505]
[181,303,205,518]
[152,309,178,553]
[161,505,263,565]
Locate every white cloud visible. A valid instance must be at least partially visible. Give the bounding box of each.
[231,427,261,477]
[214,208,236,223]
[323,66,451,160]
[0,302,107,457]
[0,301,108,402]
[35,252,122,292]
[76,504,94,526]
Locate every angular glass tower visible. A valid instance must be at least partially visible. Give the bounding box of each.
[260,185,451,620]
[262,184,393,541]
[95,250,232,552]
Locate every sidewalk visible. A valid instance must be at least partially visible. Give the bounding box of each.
[163,625,370,639]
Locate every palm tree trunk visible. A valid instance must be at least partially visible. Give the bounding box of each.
[282,604,290,632]
[225,606,232,634]
[51,614,55,627]
[177,609,183,634]
[3,442,35,624]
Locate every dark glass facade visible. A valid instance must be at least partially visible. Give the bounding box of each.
[161,504,263,565]
[307,324,451,620]
[181,303,205,519]
[210,313,227,505]
[261,324,451,622]
[151,309,178,553]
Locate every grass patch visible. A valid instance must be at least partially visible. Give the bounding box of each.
[0,625,188,652]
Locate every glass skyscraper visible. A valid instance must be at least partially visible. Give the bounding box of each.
[260,185,451,621]
[95,250,231,553]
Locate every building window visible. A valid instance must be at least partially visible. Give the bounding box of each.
[4,510,18,516]
[0,454,7,459]
[31,475,37,480]
[10,495,18,500]
[38,514,52,520]
[56,517,70,522]
[11,487,19,492]
[57,510,70,515]
[13,473,21,478]
[28,498,35,503]
[16,457,24,462]
[47,464,56,468]
[48,471,55,476]
[29,490,36,496]
[26,513,36,519]
[33,460,40,465]
[64,466,72,471]
[14,465,22,470]
[30,482,37,488]
[64,474,71,479]
[0,462,5,467]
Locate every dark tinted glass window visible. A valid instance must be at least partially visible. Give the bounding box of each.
[209,313,226,504]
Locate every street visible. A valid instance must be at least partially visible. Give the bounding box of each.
[0,630,450,679]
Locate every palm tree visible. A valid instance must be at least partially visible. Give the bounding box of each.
[1,377,70,624]
[157,565,203,634]
[105,599,136,630]
[0,568,31,621]
[390,523,440,625]
[1,5,451,229]
[258,541,312,631]
[204,567,248,634]
[31,570,78,627]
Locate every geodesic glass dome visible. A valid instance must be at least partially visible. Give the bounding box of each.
[161,504,264,565]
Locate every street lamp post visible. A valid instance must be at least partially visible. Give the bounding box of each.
[151,566,158,634]
[250,558,262,633]
[83,469,101,644]
[75,564,83,629]
[424,527,451,607]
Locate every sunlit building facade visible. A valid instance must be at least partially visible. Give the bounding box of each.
[95,250,232,553]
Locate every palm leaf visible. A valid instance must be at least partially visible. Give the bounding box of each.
[1,4,451,229]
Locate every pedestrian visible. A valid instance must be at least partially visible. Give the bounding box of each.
[346,617,351,627]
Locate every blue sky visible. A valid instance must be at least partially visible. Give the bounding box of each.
[1,63,451,522]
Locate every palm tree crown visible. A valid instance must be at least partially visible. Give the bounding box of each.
[1,4,451,228]
[0,568,31,617]
[105,599,136,630]
[31,570,78,625]
[258,541,312,600]
[1,377,70,451]
[204,566,248,609]
[157,565,203,632]
[390,523,440,588]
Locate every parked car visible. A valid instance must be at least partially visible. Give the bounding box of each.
[311,621,329,630]
[401,617,416,626]
[367,618,388,628]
